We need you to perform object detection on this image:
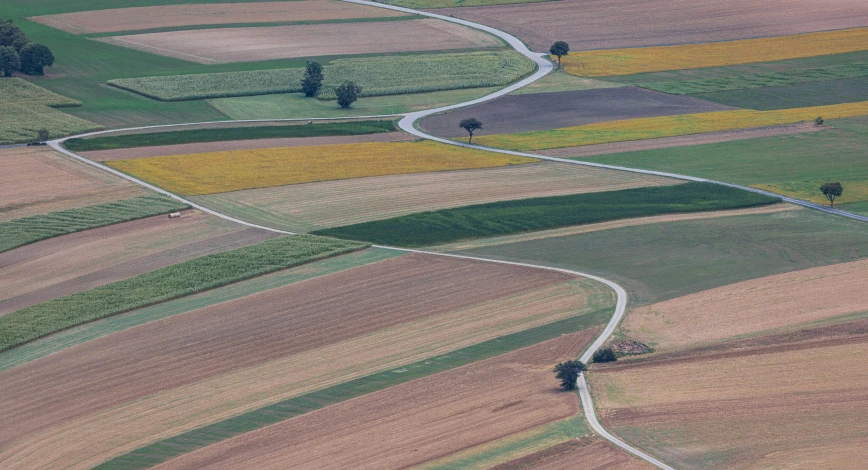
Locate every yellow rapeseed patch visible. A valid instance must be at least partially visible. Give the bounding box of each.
[107,140,537,195]
[474,101,868,152]
[563,28,868,77]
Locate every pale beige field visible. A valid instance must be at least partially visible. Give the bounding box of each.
[0,146,146,221]
[30,1,409,34]
[623,258,868,351]
[493,437,653,470]
[192,162,678,232]
[96,19,502,64]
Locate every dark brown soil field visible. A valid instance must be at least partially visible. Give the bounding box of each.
[418,87,733,138]
[435,0,868,52]
[0,253,572,450]
[493,436,652,470]
[154,330,599,470]
[0,210,276,315]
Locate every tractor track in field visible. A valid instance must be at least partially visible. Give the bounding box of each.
[43,1,868,468]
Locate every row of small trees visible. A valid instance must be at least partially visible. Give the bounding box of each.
[301,61,362,108]
[0,19,55,77]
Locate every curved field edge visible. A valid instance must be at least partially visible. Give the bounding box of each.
[0,236,368,352]
[312,182,781,247]
[95,307,614,470]
[0,248,402,374]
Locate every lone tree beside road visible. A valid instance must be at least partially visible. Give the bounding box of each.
[459,117,483,144]
[301,61,323,97]
[553,359,587,391]
[821,182,843,208]
[550,41,570,68]
[335,80,362,108]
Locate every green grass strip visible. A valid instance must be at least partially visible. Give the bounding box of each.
[63,120,396,151]
[0,195,189,253]
[0,236,367,352]
[313,182,781,247]
[95,307,613,470]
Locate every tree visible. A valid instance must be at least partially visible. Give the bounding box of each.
[0,45,19,77]
[37,128,50,143]
[549,41,570,68]
[301,61,323,97]
[553,360,587,391]
[592,347,617,363]
[820,182,843,208]
[0,21,28,52]
[334,80,362,108]
[19,43,54,76]
[815,116,824,126]
[459,117,483,144]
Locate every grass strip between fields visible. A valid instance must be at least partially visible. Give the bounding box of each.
[0,236,368,352]
[312,182,780,247]
[94,307,613,470]
[0,195,190,253]
[63,120,397,151]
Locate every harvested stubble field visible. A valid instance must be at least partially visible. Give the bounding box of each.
[436,0,868,52]
[0,146,147,221]
[107,141,536,196]
[0,254,613,469]
[0,210,278,315]
[474,101,868,151]
[561,28,868,77]
[491,436,652,470]
[109,51,534,101]
[30,0,410,34]
[591,319,868,468]
[150,331,598,470]
[191,163,678,232]
[96,19,503,64]
[420,87,734,138]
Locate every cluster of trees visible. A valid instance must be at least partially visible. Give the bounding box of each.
[300,61,362,108]
[0,19,55,76]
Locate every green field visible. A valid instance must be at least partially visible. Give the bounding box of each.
[458,208,868,306]
[0,78,101,143]
[95,307,613,470]
[380,0,552,7]
[108,51,534,101]
[313,183,780,247]
[509,69,625,95]
[0,195,189,253]
[577,116,868,205]
[64,120,397,151]
[0,235,367,352]
[685,77,868,110]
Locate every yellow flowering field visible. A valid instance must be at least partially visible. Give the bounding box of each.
[563,28,868,77]
[753,180,868,206]
[107,141,537,195]
[474,101,868,151]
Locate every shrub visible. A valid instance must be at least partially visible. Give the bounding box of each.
[592,347,617,363]
[335,80,362,108]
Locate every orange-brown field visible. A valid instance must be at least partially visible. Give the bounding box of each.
[0,146,146,221]
[29,0,409,34]
[154,331,598,470]
[96,19,502,64]
[0,210,277,315]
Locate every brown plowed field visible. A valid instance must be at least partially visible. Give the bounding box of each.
[192,162,677,232]
[419,87,733,138]
[622,258,868,351]
[30,1,408,34]
[0,254,606,468]
[435,0,868,52]
[0,210,277,315]
[155,330,599,470]
[539,123,824,159]
[81,132,412,161]
[0,146,146,221]
[493,437,652,470]
[96,19,502,64]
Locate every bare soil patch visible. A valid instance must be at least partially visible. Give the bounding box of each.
[96,19,502,64]
[540,122,824,159]
[193,162,677,232]
[81,132,412,161]
[622,258,868,351]
[419,87,733,138]
[435,0,868,52]
[0,210,276,315]
[155,331,599,470]
[0,146,146,221]
[30,1,408,34]
[493,436,652,470]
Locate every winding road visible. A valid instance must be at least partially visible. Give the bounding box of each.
[42,2,868,467]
